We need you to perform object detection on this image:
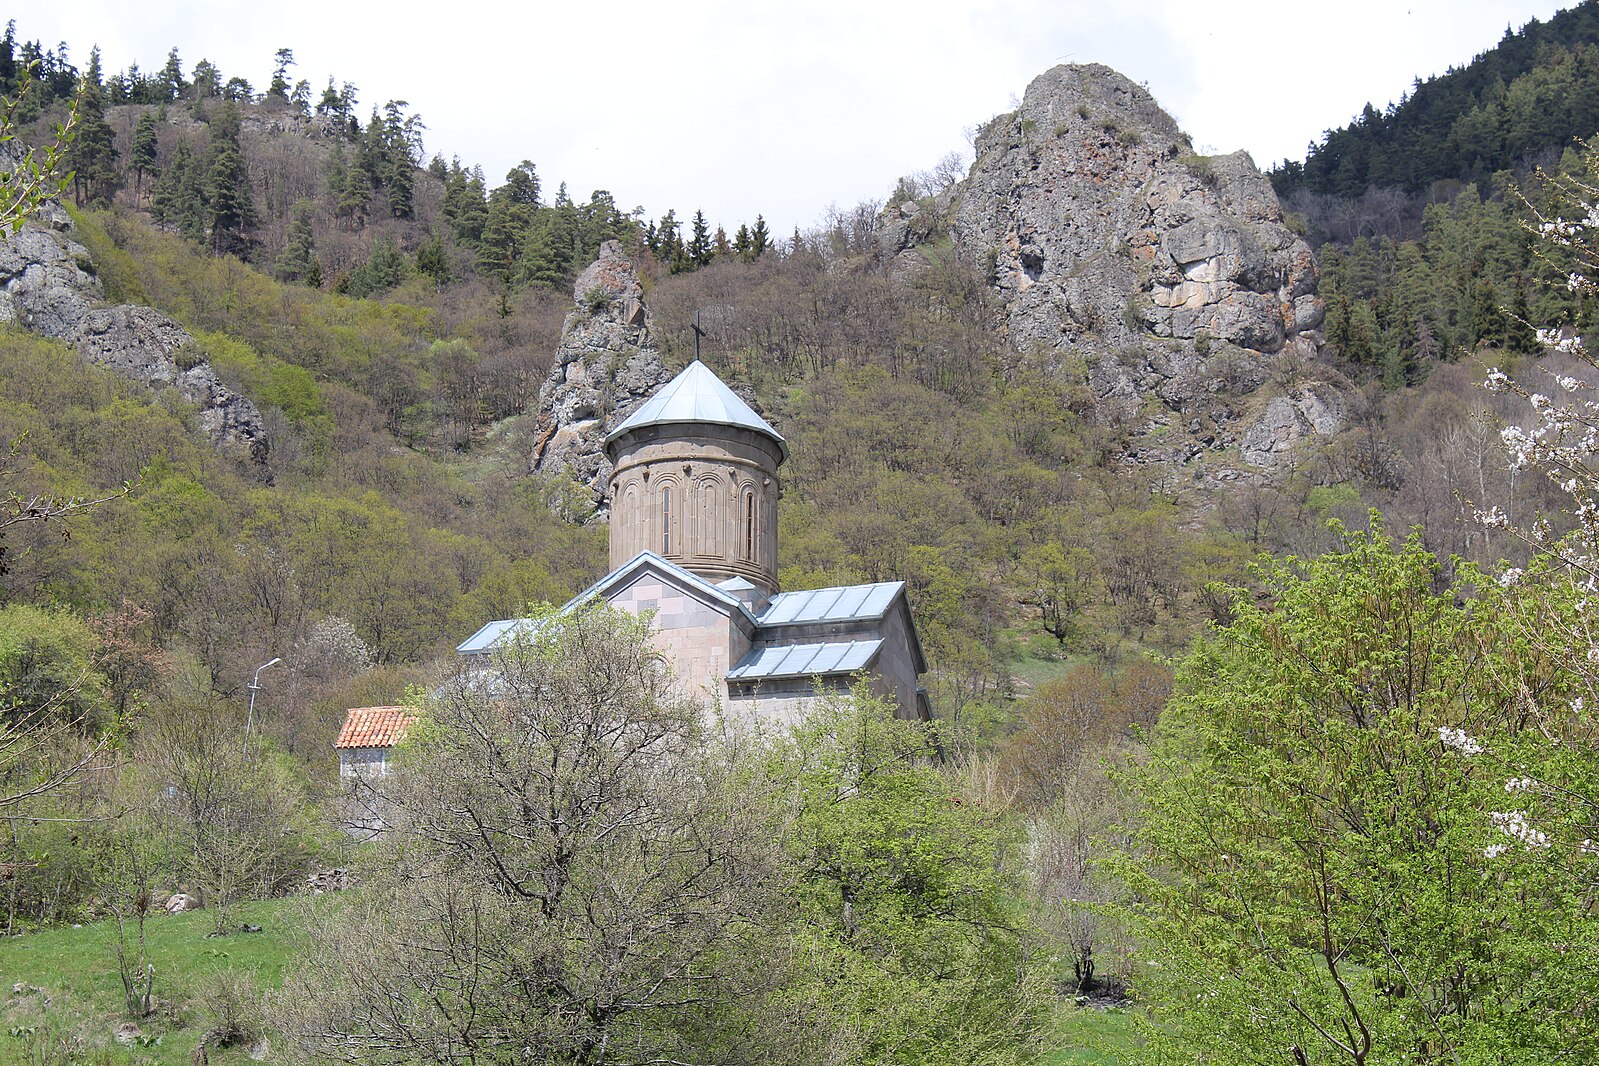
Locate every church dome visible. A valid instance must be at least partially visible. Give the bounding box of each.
[605,361,787,460]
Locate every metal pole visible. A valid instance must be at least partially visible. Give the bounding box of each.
[244,657,280,752]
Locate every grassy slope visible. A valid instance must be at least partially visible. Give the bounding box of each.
[0,895,1140,1065]
[0,898,299,1065]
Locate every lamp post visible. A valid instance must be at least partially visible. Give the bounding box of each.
[244,657,281,751]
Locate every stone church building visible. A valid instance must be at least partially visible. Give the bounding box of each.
[337,359,932,791]
[459,359,932,723]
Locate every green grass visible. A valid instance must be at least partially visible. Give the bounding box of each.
[1038,1004,1141,1064]
[0,898,301,1064]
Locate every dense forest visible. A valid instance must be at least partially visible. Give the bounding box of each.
[0,8,1597,1064]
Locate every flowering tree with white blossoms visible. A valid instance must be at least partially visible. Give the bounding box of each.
[1471,150,1599,873]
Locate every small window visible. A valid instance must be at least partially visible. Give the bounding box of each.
[743,492,755,560]
[662,487,672,554]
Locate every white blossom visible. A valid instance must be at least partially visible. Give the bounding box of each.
[1439,726,1484,755]
[1498,568,1524,588]
[1491,809,1551,849]
[1483,844,1508,858]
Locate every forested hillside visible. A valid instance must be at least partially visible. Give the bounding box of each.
[3,14,1599,1063]
[1271,0,1599,198]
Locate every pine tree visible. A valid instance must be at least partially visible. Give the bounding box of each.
[477,198,521,288]
[157,47,184,102]
[267,48,294,102]
[447,167,488,246]
[274,201,318,284]
[749,215,770,259]
[337,149,373,230]
[714,226,730,260]
[130,112,159,202]
[688,209,712,268]
[190,59,219,99]
[316,77,340,116]
[502,161,540,207]
[733,223,751,258]
[205,103,255,254]
[416,233,449,285]
[69,50,119,205]
[0,22,16,96]
[381,102,417,219]
[151,138,207,244]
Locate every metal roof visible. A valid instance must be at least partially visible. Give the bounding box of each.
[456,617,537,655]
[727,639,883,681]
[605,361,787,457]
[758,581,904,626]
[456,552,759,655]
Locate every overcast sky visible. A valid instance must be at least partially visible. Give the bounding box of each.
[28,1,1572,233]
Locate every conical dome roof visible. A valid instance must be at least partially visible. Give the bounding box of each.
[605,361,787,458]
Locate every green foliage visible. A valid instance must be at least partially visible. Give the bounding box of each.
[1112,524,1598,1064]
[770,690,1046,1065]
[1272,5,1599,195]
[0,603,109,732]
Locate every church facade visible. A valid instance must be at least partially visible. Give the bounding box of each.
[458,360,932,723]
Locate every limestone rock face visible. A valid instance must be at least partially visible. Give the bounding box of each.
[530,241,672,502]
[0,204,266,459]
[953,64,1335,467]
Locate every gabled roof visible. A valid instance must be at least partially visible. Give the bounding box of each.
[335,706,417,750]
[758,581,905,625]
[604,361,787,459]
[456,551,758,655]
[727,639,883,682]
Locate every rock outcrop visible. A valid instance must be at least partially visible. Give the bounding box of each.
[530,241,672,505]
[952,64,1337,468]
[0,200,265,459]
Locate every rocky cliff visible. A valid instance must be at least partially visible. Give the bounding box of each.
[951,64,1342,469]
[530,241,672,504]
[0,198,265,459]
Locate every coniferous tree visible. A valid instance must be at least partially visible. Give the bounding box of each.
[130,112,159,202]
[502,160,540,208]
[156,47,184,102]
[205,102,256,254]
[337,147,373,230]
[714,225,730,260]
[266,48,294,102]
[290,79,311,115]
[316,77,340,117]
[69,49,119,205]
[416,233,448,285]
[477,198,521,288]
[274,201,318,284]
[733,223,751,258]
[451,167,489,246]
[749,215,770,259]
[190,58,219,100]
[688,209,712,268]
[0,22,16,96]
[151,138,207,243]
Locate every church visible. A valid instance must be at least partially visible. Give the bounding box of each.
[337,360,932,790]
[459,359,932,723]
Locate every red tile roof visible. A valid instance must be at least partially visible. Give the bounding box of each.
[335,706,417,750]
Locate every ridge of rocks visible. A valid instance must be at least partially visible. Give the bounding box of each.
[0,194,265,460]
[529,241,673,505]
[950,63,1343,469]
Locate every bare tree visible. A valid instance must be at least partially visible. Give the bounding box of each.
[276,604,786,1065]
